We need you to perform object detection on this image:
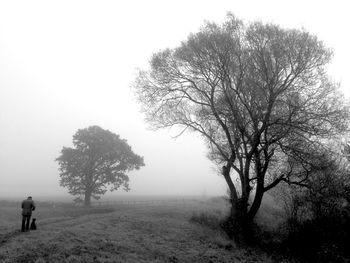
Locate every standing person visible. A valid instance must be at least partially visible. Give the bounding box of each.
[21,196,35,232]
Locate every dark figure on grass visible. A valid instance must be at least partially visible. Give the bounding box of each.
[21,196,36,232]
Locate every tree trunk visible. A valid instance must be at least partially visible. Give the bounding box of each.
[84,190,92,207]
[222,196,250,243]
[221,165,263,242]
[222,166,248,241]
[247,180,264,221]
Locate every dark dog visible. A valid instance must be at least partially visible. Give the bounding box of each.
[30,218,37,230]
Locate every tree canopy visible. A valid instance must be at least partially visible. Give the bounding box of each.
[56,126,144,206]
[134,13,349,230]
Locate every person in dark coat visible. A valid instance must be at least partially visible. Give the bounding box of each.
[21,196,36,232]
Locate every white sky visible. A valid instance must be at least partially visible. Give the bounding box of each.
[0,0,349,200]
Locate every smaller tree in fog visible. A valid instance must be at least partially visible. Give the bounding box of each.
[56,126,144,206]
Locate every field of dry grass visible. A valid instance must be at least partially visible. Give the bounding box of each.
[0,198,288,263]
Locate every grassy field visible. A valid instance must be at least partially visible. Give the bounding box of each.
[0,198,288,263]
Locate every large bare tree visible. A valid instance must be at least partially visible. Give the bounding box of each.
[134,14,349,234]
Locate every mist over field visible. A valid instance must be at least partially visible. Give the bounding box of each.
[1,0,349,201]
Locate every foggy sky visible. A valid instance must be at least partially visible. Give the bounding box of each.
[1,0,349,200]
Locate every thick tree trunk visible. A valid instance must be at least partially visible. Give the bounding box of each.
[221,163,264,242]
[84,190,92,207]
[222,165,248,241]
[223,197,250,242]
[247,177,264,221]
[222,169,265,243]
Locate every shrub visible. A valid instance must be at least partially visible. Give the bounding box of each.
[277,171,350,262]
[282,210,350,262]
[190,211,223,230]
